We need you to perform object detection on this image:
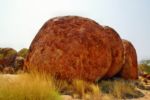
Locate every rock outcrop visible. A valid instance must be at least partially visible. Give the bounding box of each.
[3,66,15,74]
[103,26,124,78]
[0,48,28,73]
[25,16,138,81]
[14,56,24,71]
[119,39,138,79]
[25,16,112,81]
[0,48,17,67]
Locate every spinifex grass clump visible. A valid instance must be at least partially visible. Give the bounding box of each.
[55,79,103,100]
[99,79,144,99]
[0,71,144,100]
[0,73,61,100]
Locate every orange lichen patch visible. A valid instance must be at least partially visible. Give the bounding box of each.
[119,39,138,80]
[25,16,112,82]
[104,26,124,78]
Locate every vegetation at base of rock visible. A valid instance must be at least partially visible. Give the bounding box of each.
[0,71,144,100]
[137,60,150,91]
[55,79,102,99]
[139,60,150,74]
[139,64,150,74]
[17,48,28,58]
[0,73,61,100]
[99,78,144,99]
[49,72,144,99]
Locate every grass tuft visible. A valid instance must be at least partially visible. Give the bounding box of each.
[0,72,144,100]
[0,73,61,100]
[99,79,144,99]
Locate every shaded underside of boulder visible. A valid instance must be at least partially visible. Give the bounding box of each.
[119,39,138,80]
[103,26,124,78]
[25,16,112,81]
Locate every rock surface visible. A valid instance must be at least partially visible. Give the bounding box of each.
[25,16,139,81]
[0,48,28,73]
[104,26,124,78]
[25,16,112,81]
[14,56,24,71]
[3,67,15,74]
[0,48,17,67]
[119,39,138,79]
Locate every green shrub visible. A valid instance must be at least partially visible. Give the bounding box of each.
[17,48,28,58]
[0,48,17,58]
[5,49,17,57]
[139,64,150,74]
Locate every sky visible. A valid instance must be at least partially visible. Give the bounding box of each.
[0,0,150,61]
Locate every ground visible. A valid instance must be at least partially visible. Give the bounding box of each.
[1,74,150,100]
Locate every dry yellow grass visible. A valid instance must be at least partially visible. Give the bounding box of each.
[99,79,143,99]
[0,73,61,100]
[54,79,103,99]
[0,72,142,100]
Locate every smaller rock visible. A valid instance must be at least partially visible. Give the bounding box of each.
[3,67,15,74]
[119,39,138,80]
[0,48,17,67]
[146,74,150,80]
[0,65,3,72]
[140,73,149,78]
[14,56,24,71]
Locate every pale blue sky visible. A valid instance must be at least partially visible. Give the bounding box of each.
[0,0,150,61]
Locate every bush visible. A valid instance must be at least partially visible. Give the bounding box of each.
[0,48,17,59]
[17,48,28,58]
[139,64,150,74]
[99,79,144,99]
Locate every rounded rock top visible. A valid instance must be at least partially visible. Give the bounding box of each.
[25,16,112,81]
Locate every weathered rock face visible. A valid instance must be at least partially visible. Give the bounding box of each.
[3,66,15,74]
[103,26,124,78]
[25,16,112,81]
[119,40,138,79]
[0,48,17,67]
[14,56,24,71]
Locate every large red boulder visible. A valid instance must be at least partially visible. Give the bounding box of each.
[25,16,112,81]
[103,26,124,78]
[119,39,138,79]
